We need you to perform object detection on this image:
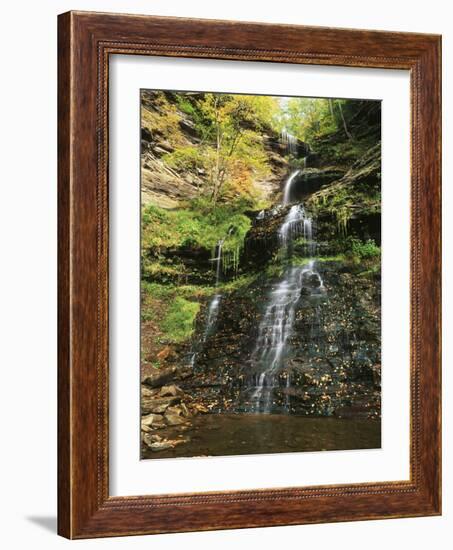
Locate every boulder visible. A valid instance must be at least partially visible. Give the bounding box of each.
[179,402,191,418]
[141,413,166,430]
[141,396,181,415]
[142,434,172,451]
[164,412,188,426]
[143,434,190,452]
[306,273,322,288]
[142,366,177,388]
[141,385,158,398]
[192,403,209,414]
[142,433,162,444]
[159,384,183,397]
[166,405,183,416]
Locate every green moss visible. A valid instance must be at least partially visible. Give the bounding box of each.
[161,297,200,342]
[141,281,216,343]
[175,95,197,117]
[356,263,381,278]
[221,273,259,292]
[142,201,252,277]
[291,254,347,266]
[141,258,186,283]
[142,281,214,301]
[265,262,286,278]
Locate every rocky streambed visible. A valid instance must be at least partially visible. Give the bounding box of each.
[140,365,211,454]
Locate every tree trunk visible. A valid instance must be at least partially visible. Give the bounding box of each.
[336,100,353,140]
[211,98,222,204]
[328,99,335,121]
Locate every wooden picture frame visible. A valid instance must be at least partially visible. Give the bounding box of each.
[58,10,441,539]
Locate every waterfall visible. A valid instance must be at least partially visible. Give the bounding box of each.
[280,129,298,155]
[250,260,324,412]
[250,266,305,411]
[249,203,325,413]
[204,240,224,332]
[203,294,221,339]
[282,170,300,206]
[214,239,224,285]
[188,239,224,368]
[279,204,310,248]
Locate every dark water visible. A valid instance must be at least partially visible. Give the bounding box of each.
[142,413,381,460]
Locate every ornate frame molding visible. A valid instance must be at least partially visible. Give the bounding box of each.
[58,11,441,538]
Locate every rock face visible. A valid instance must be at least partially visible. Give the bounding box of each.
[267,135,310,160]
[141,152,200,209]
[140,92,202,208]
[140,91,290,209]
[307,143,381,244]
[181,259,380,419]
[282,167,347,203]
[241,204,291,268]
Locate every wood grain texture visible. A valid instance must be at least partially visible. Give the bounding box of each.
[57,10,442,539]
[57,11,72,538]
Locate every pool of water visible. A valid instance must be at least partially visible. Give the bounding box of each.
[141,413,381,460]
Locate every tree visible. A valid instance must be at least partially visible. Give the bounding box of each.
[280,97,356,142]
[336,100,353,140]
[196,94,276,204]
[280,98,333,142]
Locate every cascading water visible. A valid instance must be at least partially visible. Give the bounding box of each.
[249,180,325,413]
[189,166,325,414]
[279,204,313,252]
[204,239,224,337]
[282,170,301,206]
[250,265,305,411]
[280,129,298,155]
[188,239,224,368]
[250,259,324,412]
[203,294,221,339]
[214,239,224,284]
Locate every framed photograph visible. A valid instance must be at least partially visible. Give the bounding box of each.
[58,11,441,538]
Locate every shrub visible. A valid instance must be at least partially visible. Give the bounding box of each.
[347,237,380,260]
[163,146,205,172]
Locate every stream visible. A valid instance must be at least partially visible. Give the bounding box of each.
[141,413,380,459]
